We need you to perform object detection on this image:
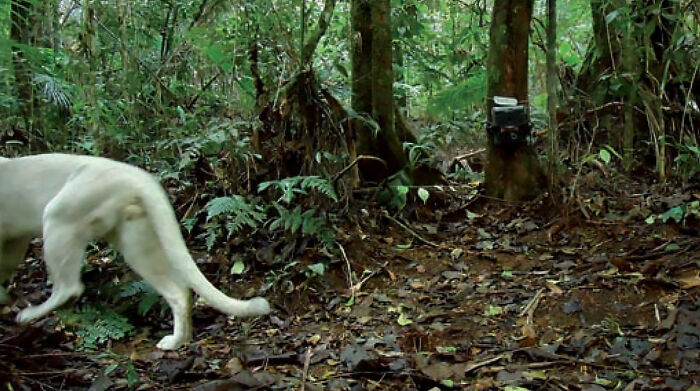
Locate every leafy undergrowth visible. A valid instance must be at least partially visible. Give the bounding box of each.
[1,174,698,390]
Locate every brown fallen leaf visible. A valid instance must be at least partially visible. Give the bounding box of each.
[547,218,566,244]
[225,357,244,376]
[518,335,538,348]
[546,281,564,295]
[641,257,667,276]
[675,269,700,289]
[609,256,635,272]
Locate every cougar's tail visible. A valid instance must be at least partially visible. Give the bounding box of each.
[139,177,270,317]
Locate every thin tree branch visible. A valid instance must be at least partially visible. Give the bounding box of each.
[301,0,339,67]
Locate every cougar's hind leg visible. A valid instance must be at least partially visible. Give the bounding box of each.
[115,217,192,350]
[0,237,31,304]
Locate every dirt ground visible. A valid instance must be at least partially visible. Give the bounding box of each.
[1,175,699,390]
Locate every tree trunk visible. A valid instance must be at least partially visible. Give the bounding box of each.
[620,8,637,173]
[301,0,338,67]
[370,0,406,174]
[575,0,687,178]
[484,0,543,201]
[351,0,407,182]
[81,0,102,149]
[10,0,37,136]
[118,0,134,125]
[351,0,372,128]
[546,0,558,186]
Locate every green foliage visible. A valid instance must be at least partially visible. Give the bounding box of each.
[582,145,622,165]
[674,142,700,181]
[230,258,246,275]
[34,73,72,109]
[307,262,326,276]
[417,187,430,204]
[404,125,448,170]
[448,164,483,184]
[58,306,135,350]
[426,70,486,118]
[118,280,161,316]
[646,201,700,227]
[205,195,267,233]
[101,352,141,387]
[201,195,266,251]
[268,203,335,248]
[254,176,339,251]
[259,176,338,204]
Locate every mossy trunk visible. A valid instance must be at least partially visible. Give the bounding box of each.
[81,0,99,141]
[484,0,543,201]
[351,0,373,154]
[370,0,406,175]
[10,0,38,136]
[546,0,558,186]
[351,0,407,182]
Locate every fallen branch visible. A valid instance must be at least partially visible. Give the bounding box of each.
[300,347,312,391]
[463,354,506,374]
[518,288,545,319]
[333,155,388,184]
[382,211,439,248]
[337,242,354,291]
[453,148,486,161]
[352,261,388,292]
[480,360,569,373]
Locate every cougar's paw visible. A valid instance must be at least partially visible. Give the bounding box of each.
[156,335,186,351]
[16,306,41,324]
[248,297,271,316]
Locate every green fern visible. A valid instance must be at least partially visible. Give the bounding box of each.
[203,196,266,249]
[269,203,335,248]
[427,70,486,118]
[59,306,135,350]
[204,225,218,251]
[205,195,267,232]
[258,176,338,203]
[119,281,161,315]
[34,73,72,108]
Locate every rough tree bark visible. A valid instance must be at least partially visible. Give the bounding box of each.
[575,0,688,178]
[485,0,544,201]
[301,0,338,67]
[546,0,558,186]
[10,0,38,135]
[81,0,100,142]
[351,0,407,183]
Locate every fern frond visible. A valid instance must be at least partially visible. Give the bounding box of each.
[259,176,337,203]
[301,176,338,201]
[34,73,72,108]
[205,195,266,235]
[205,195,245,220]
[118,281,153,297]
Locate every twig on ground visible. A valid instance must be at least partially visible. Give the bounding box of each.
[332,155,388,184]
[455,148,486,160]
[519,288,545,320]
[481,360,569,373]
[382,211,439,248]
[352,261,388,293]
[337,242,354,292]
[451,148,486,169]
[464,354,506,374]
[300,347,312,391]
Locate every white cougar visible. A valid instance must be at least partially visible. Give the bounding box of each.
[0,154,270,350]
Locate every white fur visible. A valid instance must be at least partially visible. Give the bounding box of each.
[0,154,270,350]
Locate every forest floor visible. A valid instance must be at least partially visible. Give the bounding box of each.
[1,172,699,390]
